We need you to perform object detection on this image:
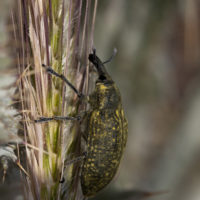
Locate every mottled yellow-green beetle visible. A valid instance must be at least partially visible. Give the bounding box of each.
[80,50,128,197]
[36,50,128,198]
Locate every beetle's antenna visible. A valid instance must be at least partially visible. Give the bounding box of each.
[102,48,117,65]
[92,48,96,56]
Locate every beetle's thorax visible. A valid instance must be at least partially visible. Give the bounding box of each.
[89,81,121,110]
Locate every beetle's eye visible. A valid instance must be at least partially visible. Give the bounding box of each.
[99,75,106,80]
[88,54,94,61]
[89,54,97,64]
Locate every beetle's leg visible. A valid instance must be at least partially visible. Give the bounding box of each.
[77,111,90,142]
[42,64,83,98]
[65,151,87,165]
[35,110,88,123]
[35,65,86,123]
[35,65,89,124]
[59,152,87,183]
[35,115,81,123]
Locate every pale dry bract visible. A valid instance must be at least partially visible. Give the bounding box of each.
[14,0,97,199]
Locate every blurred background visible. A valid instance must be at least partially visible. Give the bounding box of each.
[0,1,23,200]
[1,0,200,200]
[92,0,200,200]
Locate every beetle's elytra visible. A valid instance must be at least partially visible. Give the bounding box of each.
[36,50,128,198]
[80,51,128,197]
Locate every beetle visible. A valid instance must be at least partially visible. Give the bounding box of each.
[36,50,128,197]
[81,50,128,197]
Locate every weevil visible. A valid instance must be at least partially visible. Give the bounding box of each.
[36,50,128,197]
[81,51,128,197]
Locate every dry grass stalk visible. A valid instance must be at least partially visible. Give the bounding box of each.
[13,0,98,199]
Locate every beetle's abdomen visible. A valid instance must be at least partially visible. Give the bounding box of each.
[81,107,128,197]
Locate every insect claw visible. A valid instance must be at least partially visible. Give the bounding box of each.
[78,93,84,99]
[59,177,65,184]
[76,115,82,121]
